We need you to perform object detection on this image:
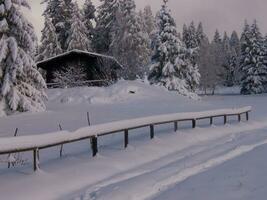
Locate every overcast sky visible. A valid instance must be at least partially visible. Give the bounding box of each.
[26,0,267,40]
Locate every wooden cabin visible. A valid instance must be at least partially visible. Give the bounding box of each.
[37,49,123,88]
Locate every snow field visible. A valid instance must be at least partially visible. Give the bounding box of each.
[0,80,266,200]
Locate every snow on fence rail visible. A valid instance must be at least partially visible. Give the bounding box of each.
[0,106,252,171]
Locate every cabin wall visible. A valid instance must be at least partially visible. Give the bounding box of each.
[37,52,121,88]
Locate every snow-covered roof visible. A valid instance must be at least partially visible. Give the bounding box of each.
[37,49,123,69]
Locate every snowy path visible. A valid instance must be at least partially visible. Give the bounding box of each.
[69,122,267,200]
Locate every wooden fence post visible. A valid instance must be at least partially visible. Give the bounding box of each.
[87,112,91,126]
[33,148,39,171]
[210,117,213,126]
[8,128,19,168]
[192,119,196,128]
[238,114,241,122]
[174,121,178,132]
[224,115,227,125]
[150,125,154,139]
[91,136,98,157]
[58,124,64,158]
[124,130,129,148]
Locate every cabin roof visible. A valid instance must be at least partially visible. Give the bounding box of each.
[37,49,123,70]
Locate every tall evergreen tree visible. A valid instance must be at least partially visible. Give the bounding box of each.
[0,0,47,115]
[230,30,241,56]
[230,30,241,84]
[240,20,267,94]
[111,0,150,79]
[210,29,224,85]
[93,0,120,53]
[66,2,91,51]
[149,0,199,96]
[37,15,62,61]
[221,32,236,86]
[142,5,156,37]
[185,21,198,49]
[182,24,189,47]
[213,29,222,44]
[83,0,96,42]
[182,21,201,91]
[196,22,205,45]
[42,0,74,51]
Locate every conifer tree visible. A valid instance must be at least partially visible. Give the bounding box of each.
[240,20,267,94]
[196,22,205,45]
[37,15,62,61]
[83,0,96,41]
[213,29,222,44]
[66,2,91,51]
[185,21,198,49]
[149,0,199,97]
[0,0,47,115]
[142,5,156,37]
[230,30,241,84]
[42,0,74,51]
[93,0,120,53]
[221,32,236,86]
[230,30,241,56]
[210,29,224,85]
[111,0,150,79]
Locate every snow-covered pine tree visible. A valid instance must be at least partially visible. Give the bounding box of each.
[210,29,224,86]
[230,31,241,56]
[111,0,150,79]
[42,0,74,51]
[36,15,62,61]
[221,32,236,87]
[148,0,199,97]
[182,24,189,47]
[93,0,120,53]
[83,0,96,42]
[142,5,156,37]
[213,29,222,44]
[0,0,47,115]
[240,20,267,94]
[66,2,91,51]
[181,21,200,92]
[184,21,198,49]
[196,22,205,46]
[198,36,218,94]
[230,30,241,84]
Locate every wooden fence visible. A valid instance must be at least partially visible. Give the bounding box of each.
[0,107,251,171]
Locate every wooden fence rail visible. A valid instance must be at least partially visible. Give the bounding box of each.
[0,107,252,171]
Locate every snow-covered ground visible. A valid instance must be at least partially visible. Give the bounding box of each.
[0,80,267,200]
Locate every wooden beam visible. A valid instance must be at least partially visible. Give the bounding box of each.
[174,121,178,132]
[210,117,213,126]
[150,125,154,139]
[33,148,39,171]
[246,112,249,121]
[192,119,196,128]
[87,112,91,126]
[238,114,241,122]
[91,136,98,157]
[124,130,129,148]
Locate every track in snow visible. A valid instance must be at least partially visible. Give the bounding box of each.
[70,125,267,200]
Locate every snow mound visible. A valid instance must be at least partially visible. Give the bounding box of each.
[48,80,193,105]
